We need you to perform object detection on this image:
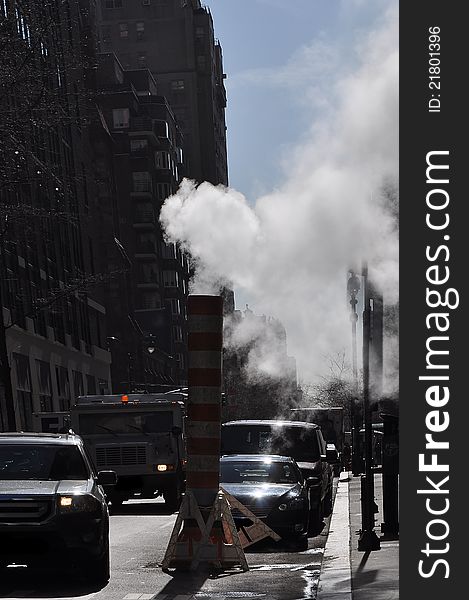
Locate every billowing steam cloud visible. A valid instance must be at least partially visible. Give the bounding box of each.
[160,4,398,386]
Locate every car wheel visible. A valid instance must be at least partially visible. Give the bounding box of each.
[294,535,309,551]
[308,507,322,535]
[323,488,333,517]
[88,541,110,585]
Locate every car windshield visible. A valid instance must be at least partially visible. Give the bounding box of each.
[0,444,89,480]
[221,424,320,462]
[220,460,300,485]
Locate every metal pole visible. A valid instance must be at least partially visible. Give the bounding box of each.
[347,271,362,476]
[358,262,380,551]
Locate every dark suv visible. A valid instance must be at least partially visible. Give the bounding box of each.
[221,420,333,531]
[0,433,116,583]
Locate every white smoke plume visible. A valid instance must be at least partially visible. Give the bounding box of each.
[160,4,398,385]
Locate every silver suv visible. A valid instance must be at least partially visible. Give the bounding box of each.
[0,433,116,583]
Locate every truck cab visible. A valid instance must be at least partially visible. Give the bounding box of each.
[69,394,186,510]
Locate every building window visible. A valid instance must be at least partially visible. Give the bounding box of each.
[172,326,183,342]
[197,56,206,70]
[142,0,150,5]
[157,182,171,201]
[163,271,178,289]
[135,203,154,223]
[98,379,109,395]
[132,171,152,192]
[112,108,129,129]
[162,242,176,259]
[137,51,147,67]
[136,232,157,253]
[140,292,161,310]
[55,366,71,411]
[36,360,53,412]
[155,151,171,170]
[168,297,180,315]
[136,21,145,39]
[86,374,96,395]
[101,26,111,44]
[119,23,129,38]
[176,353,185,370]
[171,79,185,91]
[105,0,123,8]
[140,263,158,284]
[14,354,33,430]
[130,138,148,152]
[73,371,84,399]
[195,26,205,38]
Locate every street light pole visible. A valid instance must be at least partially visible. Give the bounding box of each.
[347,270,361,476]
[358,262,380,551]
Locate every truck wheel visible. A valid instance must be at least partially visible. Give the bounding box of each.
[164,483,182,511]
[108,494,124,513]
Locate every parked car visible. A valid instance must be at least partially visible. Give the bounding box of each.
[220,454,310,549]
[326,443,341,476]
[221,420,333,531]
[0,432,116,583]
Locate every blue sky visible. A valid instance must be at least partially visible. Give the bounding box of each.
[208,0,395,200]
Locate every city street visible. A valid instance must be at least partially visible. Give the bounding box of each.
[0,484,335,600]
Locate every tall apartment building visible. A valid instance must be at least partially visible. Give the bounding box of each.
[98,0,228,186]
[93,53,190,390]
[95,0,230,391]
[0,1,111,431]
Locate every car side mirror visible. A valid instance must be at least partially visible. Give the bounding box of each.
[97,470,117,486]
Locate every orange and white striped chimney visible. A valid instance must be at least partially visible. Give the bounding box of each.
[185,294,223,507]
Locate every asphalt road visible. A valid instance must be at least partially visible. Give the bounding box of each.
[0,483,336,600]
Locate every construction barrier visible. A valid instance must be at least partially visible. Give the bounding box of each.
[161,489,248,572]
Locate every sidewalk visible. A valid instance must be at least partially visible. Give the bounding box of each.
[317,473,399,600]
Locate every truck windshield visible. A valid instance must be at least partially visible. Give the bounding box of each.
[221,425,320,462]
[0,445,88,480]
[78,411,173,435]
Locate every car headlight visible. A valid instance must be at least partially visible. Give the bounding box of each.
[278,496,306,511]
[58,494,101,513]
